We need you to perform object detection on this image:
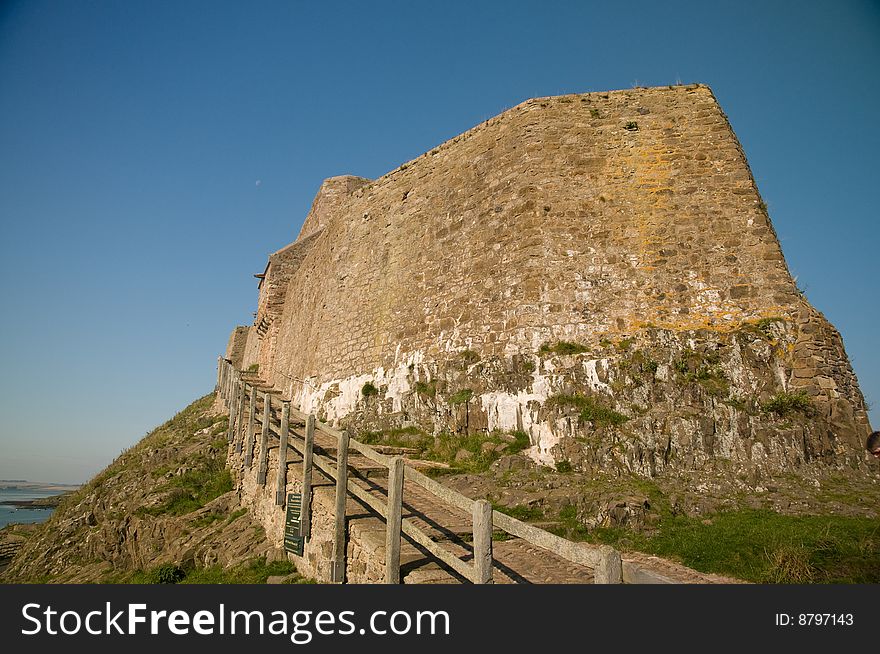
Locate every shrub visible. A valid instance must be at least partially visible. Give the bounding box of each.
[761,392,812,416]
[538,341,589,356]
[361,382,379,398]
[153,564,185,584]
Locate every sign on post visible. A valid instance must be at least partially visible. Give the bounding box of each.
[284,492,304,556]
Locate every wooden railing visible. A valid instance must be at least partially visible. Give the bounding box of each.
[216,357,630,584]
[0,541,22,560]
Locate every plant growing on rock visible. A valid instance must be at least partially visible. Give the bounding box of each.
[413,380,437,397]
[545,393,629,427]
[361,382,379,398]
[448,388,474,405]
[674,348,729,397]
[761,391,812,417]
[538,340,589,356]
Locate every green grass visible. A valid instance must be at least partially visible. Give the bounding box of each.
[506,430,531,455]
[182,559,306,584]
[225,508,248,524]
[538,341,589,356]
[190,512,224,528]
[360,427,529,474]
[553,504,589,539]
[210,418,229,436]
[458,349,480,365]
[674,349,729,397]
[615,337,635,352]
[413,380,437,397]
[140,461,233,517]
[493,503,544,521]
[577,509,880,583]
[545,394,629,427]
[555,460,573,473]
[761,391,812,417]
[448,388,474,405]
[113,559,311,585]
[360,426,429,448]
[246,363,259,372]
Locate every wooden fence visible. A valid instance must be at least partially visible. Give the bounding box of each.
[0,541,22,560]
[216,357,636,585]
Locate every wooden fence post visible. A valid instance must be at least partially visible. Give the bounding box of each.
[593,545,623,584]
[226,375,239,444]
[243,385,257,465]
[300,414,315,541]
[235,383,249,455]
[275,400,290,506]
[472,499,493,584]
[257,393,271,485]
[385,457,405,584]
[331,427,351,583]
[235,381,246,451]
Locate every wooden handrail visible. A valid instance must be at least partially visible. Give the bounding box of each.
[218,358,630,584]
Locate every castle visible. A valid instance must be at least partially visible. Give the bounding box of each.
[225,84,870,478]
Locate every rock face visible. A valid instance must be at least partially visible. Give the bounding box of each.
[227,84,870,478]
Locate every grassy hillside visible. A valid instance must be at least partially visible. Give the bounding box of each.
[1,394,297,584]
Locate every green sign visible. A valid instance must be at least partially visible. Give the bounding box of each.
[284,492,304,556]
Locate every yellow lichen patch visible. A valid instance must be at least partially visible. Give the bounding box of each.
[632,308,793,334]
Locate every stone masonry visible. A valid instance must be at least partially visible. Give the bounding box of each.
[227,84,871,477]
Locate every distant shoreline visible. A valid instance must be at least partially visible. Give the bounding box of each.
[0,481,80,492]
[2,494,69,509]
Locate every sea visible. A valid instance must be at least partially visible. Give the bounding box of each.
[0,486,68,529]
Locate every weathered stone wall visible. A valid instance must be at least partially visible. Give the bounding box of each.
[234,84,870,474]
[231,432,385,583]
[225,326,250,369]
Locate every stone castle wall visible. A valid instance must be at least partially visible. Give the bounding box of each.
[228,84,870,474]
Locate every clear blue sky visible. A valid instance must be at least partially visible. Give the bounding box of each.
[1,1,877,484]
